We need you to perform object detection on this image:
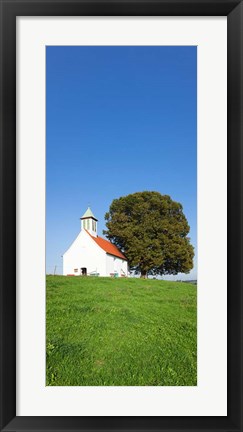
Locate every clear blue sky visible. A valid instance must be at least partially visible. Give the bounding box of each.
[46,46,197,279]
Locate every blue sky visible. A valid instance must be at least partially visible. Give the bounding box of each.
[46,46,197,279]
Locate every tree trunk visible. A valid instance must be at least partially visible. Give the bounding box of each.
[140,269,147,279]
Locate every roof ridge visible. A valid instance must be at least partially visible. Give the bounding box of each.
[84,229,127,260]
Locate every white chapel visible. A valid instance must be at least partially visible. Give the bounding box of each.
[63,207,128,277]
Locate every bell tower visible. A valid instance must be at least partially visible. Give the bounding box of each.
[80,207,98,237]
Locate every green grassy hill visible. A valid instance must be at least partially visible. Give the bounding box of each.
[46,276,197,386]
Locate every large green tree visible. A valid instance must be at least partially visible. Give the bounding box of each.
[103,191,194,278]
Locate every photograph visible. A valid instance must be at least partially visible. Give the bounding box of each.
[46,45,197,386]
[1,0,242,428]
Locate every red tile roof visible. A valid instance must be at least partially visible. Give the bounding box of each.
[85,230,127,260]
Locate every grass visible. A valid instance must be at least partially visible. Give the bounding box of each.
[46,275,197,386]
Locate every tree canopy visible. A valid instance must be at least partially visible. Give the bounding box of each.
[103,191,194,278]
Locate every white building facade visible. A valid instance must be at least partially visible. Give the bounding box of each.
[63,207,128,277]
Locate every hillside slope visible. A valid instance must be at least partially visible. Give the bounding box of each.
[46,276,197,386]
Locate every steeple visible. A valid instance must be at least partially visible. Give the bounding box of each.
[80,207,98,237]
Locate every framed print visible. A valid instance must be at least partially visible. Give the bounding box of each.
[0,1,242,431]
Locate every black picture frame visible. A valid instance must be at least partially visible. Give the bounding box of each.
[0,1,242,431]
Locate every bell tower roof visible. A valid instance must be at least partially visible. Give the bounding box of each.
[81,207,98,221]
